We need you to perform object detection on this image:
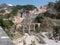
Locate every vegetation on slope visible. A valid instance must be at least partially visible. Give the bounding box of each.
[54,0,60,19]
[35,14,44,23]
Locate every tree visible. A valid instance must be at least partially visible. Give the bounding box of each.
[0,16,3,26]
[44,11,55,18]
[54,0,60,12]
[54,0,60,19]
[4,14,12,18]
[2,20,14,28]
[11,6,18,15]
[16,5,23,9]
[53,26,60,38]
[35,14,44,23]
[22,5,36,11]
[11,5,36,16]
[55,12,60,19]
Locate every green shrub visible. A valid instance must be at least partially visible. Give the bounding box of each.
[35,14,44,23]
[2,20,14,28]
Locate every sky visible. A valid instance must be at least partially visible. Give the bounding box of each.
[0,0,56,7]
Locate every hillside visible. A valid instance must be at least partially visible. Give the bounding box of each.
[0,1,60,45]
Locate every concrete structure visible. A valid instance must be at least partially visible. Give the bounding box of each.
[0,26,15,45]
